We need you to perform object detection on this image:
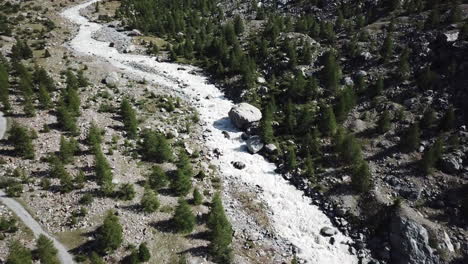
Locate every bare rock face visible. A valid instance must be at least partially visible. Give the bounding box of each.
[229,103,262,130]
[390,216,440,264]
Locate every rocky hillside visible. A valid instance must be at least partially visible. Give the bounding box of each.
[118,0,468,263]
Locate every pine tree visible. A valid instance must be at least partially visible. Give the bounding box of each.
[193,188,203,205]
[207,193,233,263]
[35,234,59,264]
[286,145,297,171]
[96,211,123,254]
[322,51,340,94]
[77,70,89,87]
[6,241,32,264]
[319,105,337,136]
[89,252,105,264]
[56,104,78,134]
[141,187,160,213]
[38,83,51,109]
[140,130,173,162]
[117,183,135,201]
[173,198,195,233]
[421,107,436,128]
[171,169,192,196]
[86,122,103,152]
[352,161,371,193]
[120,98,138,138]
[9,122,35,159]
[234,15,244,35]
[147,166,168,190]
[381,32,393,62]
[0,63,10,110]
[448,3,462,24]
[303,153,315,182]
[439,107,455,132]
[59,136,78,164]
[425,6,440,29]
[94,146,114,193]
[400,123,421,152]
[138,243,151,262]
[260,103,274,144]
[377,111,391,133]
[341,134,363,164]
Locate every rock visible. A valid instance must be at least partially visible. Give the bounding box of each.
[104,72,120,87]
[229,103,262,129]
[222,131,230,139]
[439,231,454,253]
[246,136,264,154]
[390,216,439,264]
[232,161,246,170]
[320,227,336,237]
[349,119,368,133]
[128,29,142,36]
[264,144,278,154]
[440,154,462,174]
[344,76,354,86]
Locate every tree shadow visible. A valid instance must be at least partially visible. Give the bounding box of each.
[185,230,210,241]
[178,245,210,258]
[151,219,174,234]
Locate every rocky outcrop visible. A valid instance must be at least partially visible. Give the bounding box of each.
[390,216,439,264]
[246,136,264,154]
[440,154,462,174]
[228,103,262,129]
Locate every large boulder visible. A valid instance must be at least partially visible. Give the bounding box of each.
[104,72,120,87]
[246,136,264,154]
[440,154,462,174]
[229,103,262,129]
[390,216,439,264]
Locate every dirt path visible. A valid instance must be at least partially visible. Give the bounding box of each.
[0,191,75,263]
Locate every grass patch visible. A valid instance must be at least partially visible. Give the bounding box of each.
[54,229,86,250]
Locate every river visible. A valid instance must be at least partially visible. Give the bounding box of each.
[61,0,359,263]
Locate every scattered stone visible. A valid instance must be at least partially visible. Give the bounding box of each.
[229,103,262,129]
[104,72,120,87]
[320,227,336,237]
[264,144,278,154]
[246,136,264,154]
[232,161,246,170]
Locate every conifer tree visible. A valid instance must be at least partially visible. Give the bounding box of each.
[9,122,35,159]
[140,130,173,162]
[120,98,138,138]
[35,234,59,264]
[341,133,363,164]
[171,169,192,196]
[96,210,123,254]
[377,111,391,133]
[322,51,340,94]
[59,136,78,164]
[319,105,337,136]
[77,70,89,87]
[448,2,462,24]
[352,161,372,193]
[400,122,421,152]
[56,105,78,134]
[260,104,274,144]
[94,146,114,195]
[207,193,233,263]
[173,199,195,233]
[193,188,203,205]
[303,153,315,182]
[147,166,168,190]
[6,241,32,264]
[118,183,135,201]
[38,84,51,109]
[381,32,394,62]
[86,122,103,152]
[439,107,455,132]
[234,15,244,35]
[425,6,440,29]
[89,252,105,264]
[286,145,297,171]
[421,107,435,128]
[138,243,151,262]
[0,63,10,110]
[141,187,160,213]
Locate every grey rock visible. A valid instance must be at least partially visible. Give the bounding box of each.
[229,103,262,129]
[232,161,246,170]
[390,216,439,264]
[264,144,278,154]
[104,72,120,87]
[441,154,462,174]
[222,131,230,139]
[246,136,264,154]
[320,227,336,237]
